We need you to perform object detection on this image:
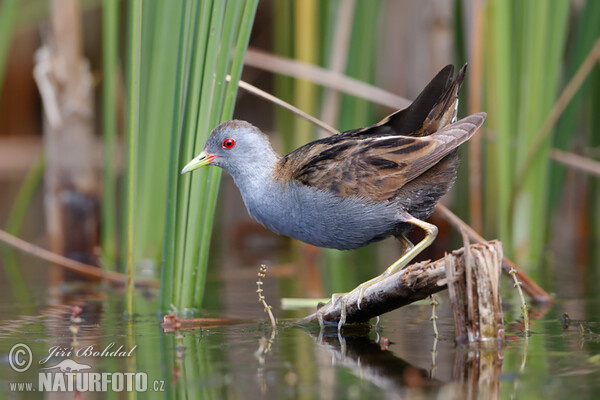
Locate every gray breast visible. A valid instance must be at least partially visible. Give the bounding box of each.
[240,181,402,250]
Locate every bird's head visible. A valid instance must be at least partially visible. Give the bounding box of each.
[181,120,277,176]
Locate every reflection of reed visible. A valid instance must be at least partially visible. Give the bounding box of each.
[254,329,277,395]
[453,345,503,400]
[445,237,504,400]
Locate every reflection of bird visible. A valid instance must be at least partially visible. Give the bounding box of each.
[182,65,485,324]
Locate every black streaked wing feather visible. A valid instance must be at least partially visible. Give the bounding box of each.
[280,113,486,203]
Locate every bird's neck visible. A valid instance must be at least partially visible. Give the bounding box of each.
[229,154,288,229]
[228,151,281,198]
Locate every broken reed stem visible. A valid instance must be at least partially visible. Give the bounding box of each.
[244,48,411,110]
[257,264,277,329]
[550,148,600,177]
[446,238,504,344]
[509,267,530,334]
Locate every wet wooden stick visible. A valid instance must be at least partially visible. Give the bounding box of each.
[299,241,501,325]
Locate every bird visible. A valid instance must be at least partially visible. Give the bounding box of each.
[182,64,486,326]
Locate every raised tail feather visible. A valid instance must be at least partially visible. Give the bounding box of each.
[377,64,467,137]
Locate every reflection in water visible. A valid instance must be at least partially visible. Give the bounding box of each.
[254,325,277,395]
[308,326,440,396]
[5,289,600,400]
[452,344,503,400]
[301,325,505,400]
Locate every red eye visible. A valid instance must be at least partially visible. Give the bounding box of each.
[222,138,236,149]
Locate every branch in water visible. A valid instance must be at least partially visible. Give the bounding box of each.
[299,241,501,326]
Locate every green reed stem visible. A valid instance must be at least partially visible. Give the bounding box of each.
[160,0,259,314]
[0,0,18,96]
[125,0,142,316]
[101,0,118,270]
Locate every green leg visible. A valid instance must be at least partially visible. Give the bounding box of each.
[397,232,415,254]
[384,217,438,273]
[356,217,438,307]
[317,217,438,329]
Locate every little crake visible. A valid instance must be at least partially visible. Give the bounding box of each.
[182,65,486,325]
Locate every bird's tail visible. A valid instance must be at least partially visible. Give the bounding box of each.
[377,64,467,137]
[417,64,467,136]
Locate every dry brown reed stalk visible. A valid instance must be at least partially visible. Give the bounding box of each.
[445,235,504,343]
[0,228,158,288]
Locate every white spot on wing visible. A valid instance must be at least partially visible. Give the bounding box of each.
[452,99,459,123]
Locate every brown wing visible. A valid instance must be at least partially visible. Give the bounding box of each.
[273,113,486,203]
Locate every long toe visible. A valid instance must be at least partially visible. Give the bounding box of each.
[355,272,392,309]
[336,296,348,332]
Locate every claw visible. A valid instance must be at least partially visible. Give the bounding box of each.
[357,284,368,309]
[317,309,325,328]
[330,293,348,331]
[337,297,347,332]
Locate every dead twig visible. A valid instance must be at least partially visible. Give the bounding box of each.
[0,228,158,288]
[236,78,337,135]
[550,148,600,177]
[244,48,411,110]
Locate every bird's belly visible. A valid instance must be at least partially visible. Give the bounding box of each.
[244,185,400,250]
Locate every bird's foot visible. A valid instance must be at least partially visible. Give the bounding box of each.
[317,260,407,327]
[316,292,349,332]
